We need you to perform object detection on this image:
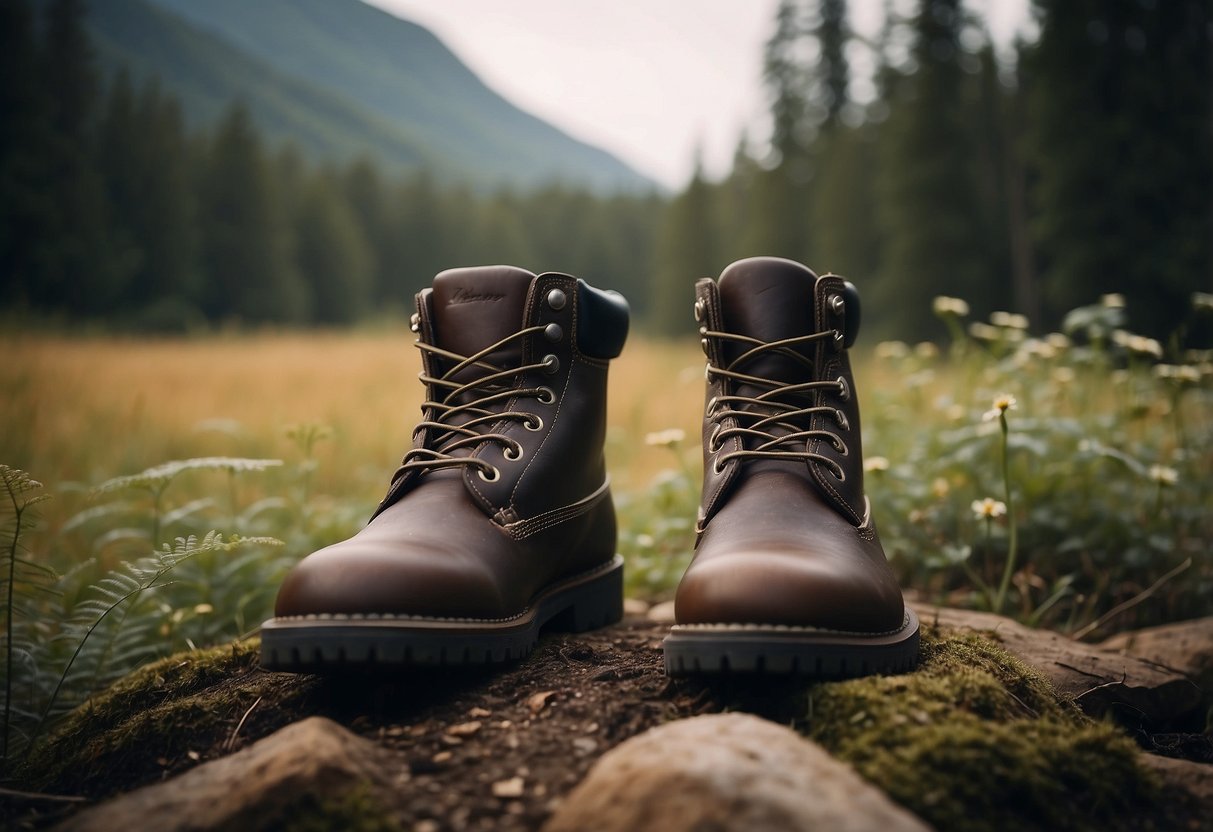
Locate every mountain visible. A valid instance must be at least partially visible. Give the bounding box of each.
[78,0,653,192]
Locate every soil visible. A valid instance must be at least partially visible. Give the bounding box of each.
[15,615,1212,832]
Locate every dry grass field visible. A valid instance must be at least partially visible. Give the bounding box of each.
[0,330,709,520]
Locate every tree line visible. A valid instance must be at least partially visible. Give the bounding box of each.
[2,0,1209,341]
[655,0,1211,341]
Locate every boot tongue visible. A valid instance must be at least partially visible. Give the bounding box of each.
[431,265,536,360]
[717,257,819,382]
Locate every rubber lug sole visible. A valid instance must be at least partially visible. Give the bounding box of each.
[259,555,623,672]
[662,608,920,678]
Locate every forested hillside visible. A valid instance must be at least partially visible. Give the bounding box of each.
[1,0,1209,341]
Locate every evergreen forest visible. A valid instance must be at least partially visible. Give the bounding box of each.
[2,0,1210,342]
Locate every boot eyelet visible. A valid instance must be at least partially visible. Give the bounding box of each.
[835,409,850,430]
[536,387,556,405]
[833,438,849,456]
[833,330,845,348]
[693,299,705,322]
[524,415,544,432]
[836,376,850,401]
[477,466,501,483]
[707,396,719,415]
[503,444,523,461]
[708,425,722,453]
[546,288,567,311]
[830,295,845,316]
[831,465,847,482]
[544,323,563,342]
[542,354,560,374]
[409,313,421,333]
[712,458,727,474]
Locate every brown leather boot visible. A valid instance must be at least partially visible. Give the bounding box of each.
[663,257,918,677]
[261,266,629,670]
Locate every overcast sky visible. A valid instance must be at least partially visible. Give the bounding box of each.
[366,1,1030,189]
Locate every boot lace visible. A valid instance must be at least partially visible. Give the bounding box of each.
[392,325,555,483]
[704,329,851,480]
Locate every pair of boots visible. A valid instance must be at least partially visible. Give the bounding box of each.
[261,257,919,678]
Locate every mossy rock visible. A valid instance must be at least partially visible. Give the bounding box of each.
[799,628,1163,832]
[22,639,320,796]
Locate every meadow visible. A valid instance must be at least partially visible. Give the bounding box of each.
[2,294,1210,762]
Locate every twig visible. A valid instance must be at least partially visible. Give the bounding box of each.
[0,785,86,802]
[1071,558,1192,641]
[225,695,262,752]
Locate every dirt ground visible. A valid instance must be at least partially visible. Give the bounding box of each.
[16,615,1210,832]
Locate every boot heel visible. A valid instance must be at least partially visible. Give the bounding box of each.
[544,556,624,633]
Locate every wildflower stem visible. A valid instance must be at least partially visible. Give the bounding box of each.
[992,411,1018,614]
[4,486,23,763]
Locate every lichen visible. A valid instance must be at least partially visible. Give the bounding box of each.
[22,638,319,794]
[802,627,1160,832]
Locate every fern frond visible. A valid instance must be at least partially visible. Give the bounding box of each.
[92,458,284,496]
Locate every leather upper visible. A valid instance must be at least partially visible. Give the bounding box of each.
[274,266,625,620]
[676,257,905,633]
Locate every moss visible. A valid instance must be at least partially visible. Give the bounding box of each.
[802,627,1160,832]
[279,781,403,832]
[22,638,320,795]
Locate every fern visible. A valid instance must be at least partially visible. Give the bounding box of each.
[33,532,281,747]
[92,457,283,545]
[1,466,56,766]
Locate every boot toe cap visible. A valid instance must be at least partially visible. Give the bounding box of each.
[673,550,905,634]
[273,537,510,620]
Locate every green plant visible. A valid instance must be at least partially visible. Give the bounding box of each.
[866,292,1211,635]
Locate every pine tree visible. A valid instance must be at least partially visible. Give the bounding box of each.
[1024,0,1212,336]
[294,169,373,325]
[198,103,308,323]
[0,0,47,309]
[874,0,990,339]
[34,0,117,316]
[653,158,718,335]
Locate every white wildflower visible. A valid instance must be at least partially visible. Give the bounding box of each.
[982,393,1017,422]
[933,296,970,317]
[644,428,686,448]
[971,498,1007,519]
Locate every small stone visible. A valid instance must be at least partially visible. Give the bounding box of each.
[572,737,598,755]
[492,776,526,798]
[186,750,200,762]
[623,598,651,617]
[585,723,599,733]
[413,821,440,832]
[646,600,677,624]
[432,751,453,764]
[468,707,492,719]
[447,721,482,737]
[440,734,463,746]
[528,690,557,713]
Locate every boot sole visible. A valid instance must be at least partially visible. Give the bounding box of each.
[259,555,623,672]
[662,608,920,678]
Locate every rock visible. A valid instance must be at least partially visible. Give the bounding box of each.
[623,597,651,617]
[913,604,1203,727]
[1139,754,1213,810]
[1099,616,1213,682]
[542,713,932,832]
[54,717,398,832]
[646,599,676,624]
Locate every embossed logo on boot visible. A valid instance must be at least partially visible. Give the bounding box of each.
[450,287,506,304]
